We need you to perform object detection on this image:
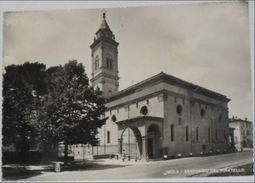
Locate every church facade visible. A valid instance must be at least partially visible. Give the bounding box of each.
[90,13,231,160]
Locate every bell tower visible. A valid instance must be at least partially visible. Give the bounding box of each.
[90,12,119,98]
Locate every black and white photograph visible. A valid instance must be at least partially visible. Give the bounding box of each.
[0,1,254,182]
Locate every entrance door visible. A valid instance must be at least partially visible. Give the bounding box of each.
[147,138,153,158]
[147,124,161,159]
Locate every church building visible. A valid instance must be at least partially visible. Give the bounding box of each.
[90,13,231,160]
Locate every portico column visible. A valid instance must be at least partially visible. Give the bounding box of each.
[135,140,139,160]
[142,136,148,161]
[118,138,122,154]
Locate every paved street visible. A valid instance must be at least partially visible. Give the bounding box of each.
[25,151,253,181]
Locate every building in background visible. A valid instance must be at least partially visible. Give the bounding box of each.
[228,127,235,151]
[229,117,253,151]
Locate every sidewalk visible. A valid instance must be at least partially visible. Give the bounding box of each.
[94,158,148,165]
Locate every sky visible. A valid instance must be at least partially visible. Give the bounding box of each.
[2,1,253,120]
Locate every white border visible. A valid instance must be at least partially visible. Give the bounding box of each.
[0,1,254,182]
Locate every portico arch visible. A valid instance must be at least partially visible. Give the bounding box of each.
[120,126,143,159]
[116,116,163,160]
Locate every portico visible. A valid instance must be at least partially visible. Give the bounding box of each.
[116,116,163,160]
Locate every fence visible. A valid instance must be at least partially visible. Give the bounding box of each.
[92,145,119,155]
[122,143,139,158]
[61,143,139,160]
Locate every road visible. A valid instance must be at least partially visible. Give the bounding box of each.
[25,151,253,181]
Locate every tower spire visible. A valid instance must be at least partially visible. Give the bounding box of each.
[99,11,110,30]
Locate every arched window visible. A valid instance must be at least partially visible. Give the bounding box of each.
[170,124,174,141]
[95,56,99,71]
[176,104,183,115]
[218,114,222,122]
[106,57,113,69]
[215,128,218,141]
[196,127,199,142]
[208,127,211,142]
[178,117,182,125]
[185,126,189,141]
[107,131,110,144]
[200,109,206,118]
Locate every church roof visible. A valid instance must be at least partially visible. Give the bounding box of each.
[108,72,231,103]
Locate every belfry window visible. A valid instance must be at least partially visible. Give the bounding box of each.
[106,57,113,69]
[95,56,99,71]
[111,115,117,122]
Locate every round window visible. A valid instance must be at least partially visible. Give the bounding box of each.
[140,106,148,115]
[111,115,117,122]
[176,105,183,115]
[200,109,206,117]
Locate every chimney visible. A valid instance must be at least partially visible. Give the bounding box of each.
[245,117,247,121]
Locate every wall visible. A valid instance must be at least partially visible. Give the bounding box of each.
[163,85,230,157]
[98,92,164,147]
[97,80,230,158]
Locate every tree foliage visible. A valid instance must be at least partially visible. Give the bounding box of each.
[3,61,107,163]
[38,60,107,151]
[2,62,47,154]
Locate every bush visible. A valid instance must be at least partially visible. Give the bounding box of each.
[2,151,43,164]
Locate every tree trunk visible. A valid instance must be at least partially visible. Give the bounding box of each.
[64,141,68,165]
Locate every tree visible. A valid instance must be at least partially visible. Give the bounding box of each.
[38,60,107,163]
[2,62,47,161]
